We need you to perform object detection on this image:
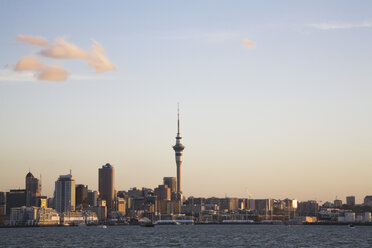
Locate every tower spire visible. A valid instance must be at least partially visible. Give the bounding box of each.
[177,102,180,135]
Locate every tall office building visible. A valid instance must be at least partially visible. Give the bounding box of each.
[6,189,27,215]
[76,184,88,207]
[163,177,177,193]
[25,172,41,207]
[172,106,185,196]
[154,184,171,200]
[0,192,6,215]
[54,173,75,213]
[99,163,115,212]
[346,196,355,206]
[87,190,98,207]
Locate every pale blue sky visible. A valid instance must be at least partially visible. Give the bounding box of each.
[1,1,372,203]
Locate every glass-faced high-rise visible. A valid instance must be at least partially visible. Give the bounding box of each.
[54,174,75,213]
[25,172,41,207]
[99,163,115,212]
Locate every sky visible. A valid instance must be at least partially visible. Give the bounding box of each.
[0,0,372,203]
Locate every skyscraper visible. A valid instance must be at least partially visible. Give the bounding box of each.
[99,163,115,212]
[172,106,185,196]
[54,173,75,213]
[25,172,41,207]
[346,196,355,206]
[163,177,177,193]
[75,184,88,207]
[154,184,171,200]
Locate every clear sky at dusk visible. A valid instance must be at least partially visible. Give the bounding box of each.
[0,1,372,203]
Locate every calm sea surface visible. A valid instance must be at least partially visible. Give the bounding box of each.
[1,225,372,247]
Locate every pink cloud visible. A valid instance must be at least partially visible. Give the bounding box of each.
[17,35,49,47]
[17,35,116,73]
[14,56,69,81]
[14,56,43,71]
[242,38,255,48]
[37,65,68,81]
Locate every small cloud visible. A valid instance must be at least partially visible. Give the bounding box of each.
[13,56,69,81]
[37,65,68,81]
[242,38,255,48]
[14,56,43,71]
[17,35,49,47]
[307,22,372,30]
[89,39,116,73]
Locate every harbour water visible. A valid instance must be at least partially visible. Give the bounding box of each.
[1,224,372,247]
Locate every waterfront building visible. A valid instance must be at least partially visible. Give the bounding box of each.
[60,211,85,226]
[85,206,107,221]
[9,206,60,226]
[6,189,27,215]
[157,199,181,215]
[181,204,205,216]
[172,106,185,198]
[99,163,115,212]
[0,192,6,215]
[254,199,274,216]
[54,173,76,213]
[37,207,60,226]
[84,211,99,225]
[220,197,239,212]
[346,196,355,206]
[115,197,126,215]
[297,200,319,217]
[25,172,41,207]
[344,212,355,222]
[291,216,317,224]
[76,184,88,208]
[364,212,371,223]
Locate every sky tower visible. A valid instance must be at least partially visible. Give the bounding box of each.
[173,104,185,196]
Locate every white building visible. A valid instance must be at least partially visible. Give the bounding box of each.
[54,174,75,213]
[364,212,371,223]
[10,207,60,226]
[60,211,85,226]
[344,212,355,223]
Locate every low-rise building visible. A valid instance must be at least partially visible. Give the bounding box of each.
[60,211,85,226]
[10,207,60,226]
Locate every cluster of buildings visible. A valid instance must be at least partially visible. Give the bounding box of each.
[1,169,372,226]
[1,110,372,226]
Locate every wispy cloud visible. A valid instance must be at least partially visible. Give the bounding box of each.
[14,56,68,81]
[307,22,372,30]
[13,35,116,81]
[17,35,116,74]
[17,35,49,47]
[242,38,255,48]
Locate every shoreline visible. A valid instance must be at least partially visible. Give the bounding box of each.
[2,222,372,228]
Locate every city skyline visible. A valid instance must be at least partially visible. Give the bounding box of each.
[1,1,372,203]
